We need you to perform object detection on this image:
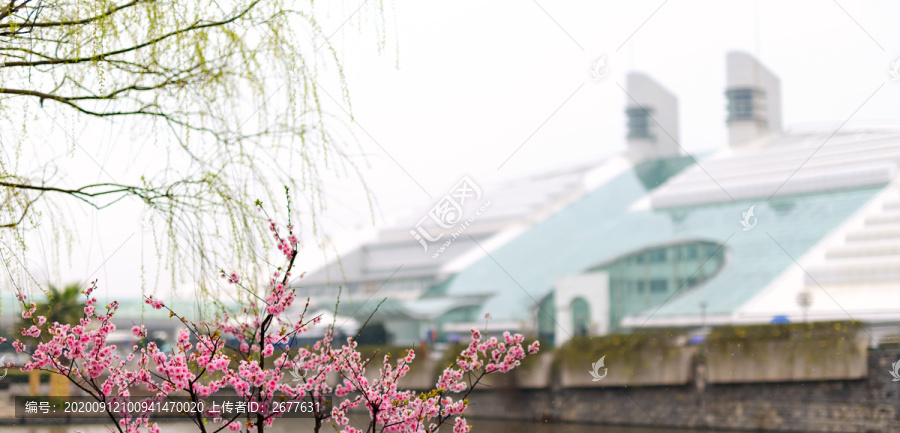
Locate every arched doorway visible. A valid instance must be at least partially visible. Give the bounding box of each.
[571,297,590,337]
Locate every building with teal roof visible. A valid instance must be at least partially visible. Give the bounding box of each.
[298,52,900,347]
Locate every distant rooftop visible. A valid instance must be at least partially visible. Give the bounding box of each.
[430,126,900,330]
[651,126,900,208]
[297,156,611,294]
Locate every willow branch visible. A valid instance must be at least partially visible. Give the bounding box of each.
[1,0,260,68]
[0,0,143,30]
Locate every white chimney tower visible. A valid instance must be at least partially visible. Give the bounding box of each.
[725,51,782,145]
[625,72,680,161]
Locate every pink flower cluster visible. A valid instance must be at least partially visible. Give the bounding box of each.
[268,218,297,260]
[327,328,538,433]
[11,214,539,433]
[144,295,165,310]
[223,272,240,284]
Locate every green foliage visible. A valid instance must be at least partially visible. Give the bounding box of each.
[24,284,84,326]
[3,371,50,384]
[553,329,687,371]
[706,320,862,343]
[705,321,864,365]
[17,283,83,343]
[0,0,391,298]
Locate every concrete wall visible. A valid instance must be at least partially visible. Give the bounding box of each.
[559,346,695,387]
[703,322,870,383]
[464,348,900,433]
[339,323,890,431]
[705,336,869,383]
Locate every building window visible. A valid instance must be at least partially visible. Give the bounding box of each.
[589,241,727,331]
[726,87,765,122]
[704,244,720,259]
[626,107,654,139]
[537,294,556,347]
[683,244,698,260]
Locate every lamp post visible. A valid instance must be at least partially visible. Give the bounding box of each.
[796,291,813,323]
[700,302,707,327]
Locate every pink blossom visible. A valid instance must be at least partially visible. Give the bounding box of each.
[9,215,540,433]
[131,325,146,338]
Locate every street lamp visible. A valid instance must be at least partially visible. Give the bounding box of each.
[796,291,813,323]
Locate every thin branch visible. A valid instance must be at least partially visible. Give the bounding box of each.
[0,0,142,30]
[1,0,261,68]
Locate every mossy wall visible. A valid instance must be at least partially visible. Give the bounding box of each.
[704,321,868,383]
[462,348,900,432]
[336,321,871,392]
[554,331,694,387]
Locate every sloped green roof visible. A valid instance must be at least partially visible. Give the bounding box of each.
[435,157,882,325]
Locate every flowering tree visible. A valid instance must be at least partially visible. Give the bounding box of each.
[10,210,540,433]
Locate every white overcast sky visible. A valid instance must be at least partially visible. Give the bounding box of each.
[322,0,900,214]
[10,0,900,301]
